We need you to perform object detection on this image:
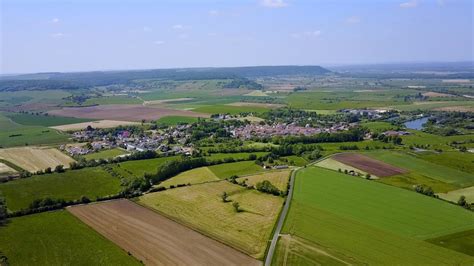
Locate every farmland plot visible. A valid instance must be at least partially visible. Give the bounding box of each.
[69,199,259,265]
[0,146,75,172]
[332,153,407,177]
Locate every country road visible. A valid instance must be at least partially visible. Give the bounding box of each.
[264,155,332,266]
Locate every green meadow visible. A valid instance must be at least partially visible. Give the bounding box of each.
[5,112,94,127]
[0,210,139,265]
[83,148,128,160]
[208,160,265,179]
[192,104,269,115]
[155,116,200,125]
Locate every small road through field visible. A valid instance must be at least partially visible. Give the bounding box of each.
[264,155,332,266]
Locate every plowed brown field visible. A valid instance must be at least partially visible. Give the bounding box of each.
[68,199,260,266]
[332,153,408,177]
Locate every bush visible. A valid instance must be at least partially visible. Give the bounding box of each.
[256,180,281,196]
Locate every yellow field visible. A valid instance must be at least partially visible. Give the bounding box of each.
[0,147,75,172]
[315,157,377,178]
[437,186,474,204]
[50,120,140,131]
[158,167,220,188]
[0,162,17,176]
[237,170,290,191]
[138,181,284,259]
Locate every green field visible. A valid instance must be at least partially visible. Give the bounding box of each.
[427,229,474,256]
[0,167,122,211]
[138,180,284,259]
[365,150,474,187]
[155,116,200,125]
[83,148,128,160]
[275,167,474,265]
[206,152,268,161]
[0,126,70,148]
[437,186,474,204]
[192,104,269,115]
[158,166,220,188]
[416,151,474,174]
[361,121,398,132]
[0,210,139,265]
[208,160,265,179]
[110,156,178,178]
[83,95,143,105]
[391,100,474,111]
[5,112,94,127]
[280,155,308,167]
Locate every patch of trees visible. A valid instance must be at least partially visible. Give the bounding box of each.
[223,79,263,90]
[256,180,283,196]
[414,185,436,197]
[457,196,472,210]
[270,128,366,146]
[0,79,84,92]
[8,196,92,218]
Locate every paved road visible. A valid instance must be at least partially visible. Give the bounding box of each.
[264,166,300,266]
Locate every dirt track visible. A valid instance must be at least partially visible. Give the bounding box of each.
[332,153,407,177]
[68,199,260,266]
[48,104,209,122]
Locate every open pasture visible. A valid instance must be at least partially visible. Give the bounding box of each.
[0,166,122,211]
[155,115,200,125]
[208,160,265,179]
[237,170,290,191]
[138,181,284,259]
[51,119,141,131]
[227,102,284,109]
[427,229,474,256]
[364,150,474,187]
[83,148,128,160]
[332,153,407,177]
[158,166,220,188]
[0,146,75,172]
[0,210,139,265]
[192,104,269,115]
[416,151,474,174]
[4,112,94,127]
[437,186,474,205]
[111,156,178,178]
[69,199,259,265]
[276,167,474,265]
[48,104,209,122]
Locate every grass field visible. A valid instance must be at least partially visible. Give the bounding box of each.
[364,150,474,187]
[208,160,265,179]
[155,115,200,125]
[237,170,290,191]
[206,152,268,161]
[111,156,179,178]
[0,167,122,211]
[0,210,139,265]
[138,181,283,259]
[280,155,308,166]
[83,96,143,105]
[5,112,94,127]
[0,126,69,148]
[158,166,220,188]
[0,147,75,172]
[437,186,474,204]
[83,148,128,160]
[361,121,398,132]
[427,229,474,256]
[391,100,474,111]
[378,171,459,193]
[416,151,474,174]
[192,104,269,115]
[275,167,474,265]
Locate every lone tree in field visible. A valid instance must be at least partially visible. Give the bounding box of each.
[458,195,468,208]
[221,191,229,202]
[232,201,241,212]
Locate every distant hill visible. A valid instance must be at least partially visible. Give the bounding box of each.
[0,66,330,91]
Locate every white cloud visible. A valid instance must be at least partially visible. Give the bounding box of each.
[51,18,60,23]
[51,33,65,38]
[209,10,219,16]
[143,26,152,32]
[154,40,165,45]
[260,0,288,8]
[291,30,321,39]
[172,24,184,30]
[346,16,361,24]
[400,0,418,8]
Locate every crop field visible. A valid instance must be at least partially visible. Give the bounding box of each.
[68,199,258,265]
[51,119,141,131]
[437,186,474,204]
[83,148,128,160]
[275,167,474,265]
[315,157,375,178]
[208,160,265,179]
[0,210,139,265]
[138,181,284,259]
[48,104,209,122]
[427,229,474,256]
[378,171,459,193]
[82,95,143,105]
[155,115,200,125]
[192,104,269,115]
[360,121,397,132]
[364,150,474,187]
[237,170,290,191]
[111,156,178,178]
[0,147,75,172]
[0,162,17,177]
[416,151,474,174]
[0,166,122,211]
[4,112,94,127]
[332,153,407,177]
[401,131,474,151]
[159,166,220,188]
[0,125,69,148]
[391,100,474,111]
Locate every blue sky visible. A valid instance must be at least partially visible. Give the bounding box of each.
[1,0,472,73]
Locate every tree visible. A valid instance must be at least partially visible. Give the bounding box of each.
[232,201,240,212]
[45,167,52,174]
[365,174,371,179]
[0,195,7,224]
[458,195,467,207]
[80,196,91,204]
[221,191,229,202]
[54,165,65,173]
